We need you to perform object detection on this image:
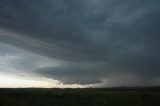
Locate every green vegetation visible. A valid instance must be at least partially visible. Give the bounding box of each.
[0,87,160,106]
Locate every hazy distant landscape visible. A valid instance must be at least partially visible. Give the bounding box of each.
[0,87,160,106]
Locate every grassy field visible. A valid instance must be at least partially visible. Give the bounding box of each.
[0,87,160,106]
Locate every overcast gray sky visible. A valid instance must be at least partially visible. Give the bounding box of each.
[0,0,160,87]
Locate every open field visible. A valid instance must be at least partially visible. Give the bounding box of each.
[0,87,160,106]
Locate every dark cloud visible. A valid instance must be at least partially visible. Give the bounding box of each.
[0,0,160,86]
[37,66,102,85]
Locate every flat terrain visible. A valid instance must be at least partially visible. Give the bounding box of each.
[0,87,160,106]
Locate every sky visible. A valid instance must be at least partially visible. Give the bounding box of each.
[0,0,160,88]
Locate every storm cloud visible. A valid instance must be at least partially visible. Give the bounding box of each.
[0,0,160,87]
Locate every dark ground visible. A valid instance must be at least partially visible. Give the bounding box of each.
[0,87,160,106]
